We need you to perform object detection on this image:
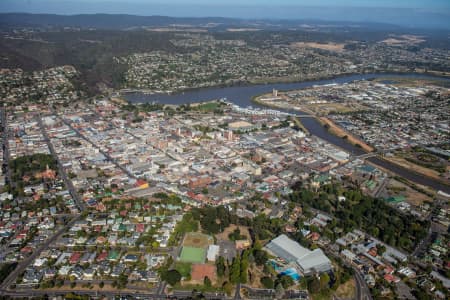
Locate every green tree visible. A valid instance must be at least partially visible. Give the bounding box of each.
[320,273,330,290]
[216,256,226,277]
[299,276,308,289]
[376,244,386,255]
[253,239,262,251]
[230,256,241,284]
[55,278,64,287]
[275,283,285,299]
[307,277,320,294]
[253,249,268,265]
[204,276,212,287]
[261,276,274,289]
[278,275,294,289]
[240,251,249,284]
[163,269,182,286]
[117,274,128,289]
[223,281,233,296]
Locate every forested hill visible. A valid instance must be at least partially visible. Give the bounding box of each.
[0,13,241,30]
[0,13,402,31]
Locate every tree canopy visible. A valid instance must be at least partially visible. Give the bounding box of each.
[162,269,182,286]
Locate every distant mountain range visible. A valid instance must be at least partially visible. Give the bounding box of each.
[1,0,449,30]
[0,13,234,30]
[0,13,406,31]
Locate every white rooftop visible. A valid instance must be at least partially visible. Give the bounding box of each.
[266,234,332,275]
[265,234,311,262]
[297,249,331,273]
[207,245,220,261]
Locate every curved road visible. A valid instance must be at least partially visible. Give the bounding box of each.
[354,269,373,300]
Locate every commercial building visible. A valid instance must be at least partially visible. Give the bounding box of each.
[206,245,220,262]
[265,234,332,276]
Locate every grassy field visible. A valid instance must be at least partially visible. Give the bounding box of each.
[179,246,206,263]
[216,224,250,242]
[175,262,192,277]
[304,102,367,115]
[191,101,223,112]
[373,76,450,88]
[387,179,433,207]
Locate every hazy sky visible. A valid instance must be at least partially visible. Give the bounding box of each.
[1,0,449,29]
[104,0,450,9]
[2,0,450,12]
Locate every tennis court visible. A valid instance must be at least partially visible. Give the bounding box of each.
[179,246,206,263]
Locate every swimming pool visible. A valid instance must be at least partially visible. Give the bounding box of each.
[280,267,301,281]
[269,260,283,271]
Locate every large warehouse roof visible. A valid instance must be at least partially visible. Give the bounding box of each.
[265,234,310,262]
[297,249,331,274]
[265,234,332,275]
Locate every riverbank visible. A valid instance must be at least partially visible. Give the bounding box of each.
[120,72,357,96]
[252,93,318,115]
[253,92,373,152]
[368,157,450,194]
[120,70,450,98]
[365,160,437,198]
[110,96,128,105]
[252,93,290,110]
[383,155,449,187]
[317,117,375,153]
[292,117,309,135]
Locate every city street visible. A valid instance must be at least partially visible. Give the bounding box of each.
[1,108,12,188]
[58,114,138,180]
[38,115,86,212]
[354,269,373,300]
[0,215,81,290]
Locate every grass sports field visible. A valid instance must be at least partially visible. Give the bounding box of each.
[175,262,192,277]
[182,232,212,249]
[179,246,206,263]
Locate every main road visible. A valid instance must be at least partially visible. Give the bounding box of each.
[0,115,87,291]
[0,108,12,189]
[38,114,86,211]
[0,288,168,299]
[0,215,82,290]
[354,269,373,300]
[57,114,138,180]
[323,244,372,300]
[412,196,447,258]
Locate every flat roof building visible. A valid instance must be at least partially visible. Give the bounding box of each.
[207,245,220,262]
[265,234,332,276]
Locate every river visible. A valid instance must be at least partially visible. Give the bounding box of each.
[124,73,450,193]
